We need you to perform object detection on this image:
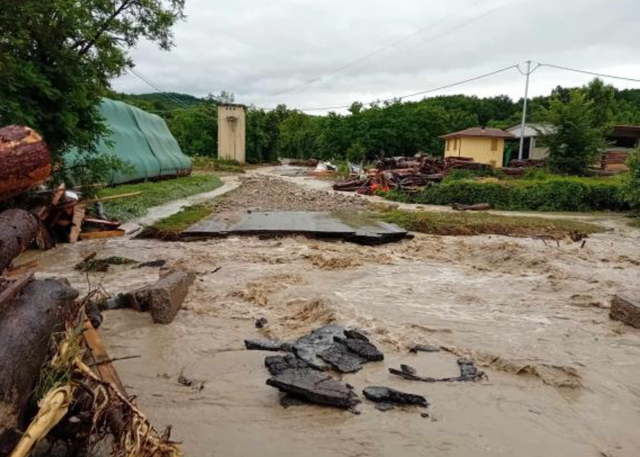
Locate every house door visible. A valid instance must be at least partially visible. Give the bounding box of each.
[520,138,531,160]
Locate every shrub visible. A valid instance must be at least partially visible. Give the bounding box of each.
[400,177,626,212]
[623,150,640,213]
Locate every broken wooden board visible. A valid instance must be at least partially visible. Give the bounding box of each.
[69,204,86,243]
[182,211,409,245]
[83,320,127,396]
[79,229,125,240]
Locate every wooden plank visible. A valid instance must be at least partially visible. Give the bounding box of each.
[69,204,86,243]
[51,183,66,206]
[0,272,35,313]
[79,229,125,240]
[61,192,141,209]
[83,217,122,228]
[4,260,39,278]
[82,319,127,396]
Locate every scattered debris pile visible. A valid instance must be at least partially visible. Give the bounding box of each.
[245,325,484,414]
[33,183,136,246]
[333,156,492,194]
[0,216,180,456]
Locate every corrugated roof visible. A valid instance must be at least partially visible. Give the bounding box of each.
[440,127,514,140]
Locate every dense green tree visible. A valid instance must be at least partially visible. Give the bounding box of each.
[538,91,607,175]
[0,0,185,165]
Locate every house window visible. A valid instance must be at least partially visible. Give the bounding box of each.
[491,139,499,152]
[447,140,451,151]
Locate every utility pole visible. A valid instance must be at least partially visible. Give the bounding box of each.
[518,60,532,160]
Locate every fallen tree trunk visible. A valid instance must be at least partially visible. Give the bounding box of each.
[0,209,39,273]
[0,126,51,201]
[0,279,80,455]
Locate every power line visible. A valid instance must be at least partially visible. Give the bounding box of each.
[127,68,192,108]
[259,0,499,101]
[537,63,640,83]
[262,63,520,112]
[258,0,528,103]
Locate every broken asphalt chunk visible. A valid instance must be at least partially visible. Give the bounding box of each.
[291,325,346,370]
[363,386,429,408]
[319,341,365,373]
[610,294,640,329]
[266,369,360,409]
[245,339,287,352]
[264,354,313,376]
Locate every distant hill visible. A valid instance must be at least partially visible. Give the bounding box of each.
[106,91,206,114]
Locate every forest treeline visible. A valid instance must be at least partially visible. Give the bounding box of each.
[111,80,640,163]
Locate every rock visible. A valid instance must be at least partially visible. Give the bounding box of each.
[410,344,441,353]
[255,317,268,329]
[291,325,346,369]
[341,337,384,362]
[457,358,483,381]
[375,403,395,412]
[319,341,365,373]
[245,339,286,352]
[264,354,312,375]
[363,386,429,408]
[344,329,369,341]
[610,294,640,329]
[266,369,360,409]
[127,270,196,324]
[400,364,417,375]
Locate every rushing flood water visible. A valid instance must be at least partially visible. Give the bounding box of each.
[24,217,640,457]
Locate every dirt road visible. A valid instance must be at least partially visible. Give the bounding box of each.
[26,170,640,457]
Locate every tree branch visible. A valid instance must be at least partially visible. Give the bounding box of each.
[76,0,135,57]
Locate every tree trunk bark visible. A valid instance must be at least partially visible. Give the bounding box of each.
[0,279,80,455]
[0,125,51,202]
[0,209,39,273]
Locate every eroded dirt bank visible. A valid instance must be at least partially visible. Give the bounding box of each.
[24,175,640,457]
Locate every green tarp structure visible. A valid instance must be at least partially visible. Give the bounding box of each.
[66,98,191,184]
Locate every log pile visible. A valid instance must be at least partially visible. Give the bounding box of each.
[334,156,492,195]
[602,151,630,172]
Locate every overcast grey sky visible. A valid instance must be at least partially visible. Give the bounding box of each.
[112,0,640,112]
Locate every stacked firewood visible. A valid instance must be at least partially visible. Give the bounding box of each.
[602,151,630,172]
[501,158,547,176]
[334,155,491,194]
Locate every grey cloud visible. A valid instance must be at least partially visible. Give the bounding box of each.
[112,0,640,112]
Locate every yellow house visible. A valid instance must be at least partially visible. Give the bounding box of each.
[441,127,514,168]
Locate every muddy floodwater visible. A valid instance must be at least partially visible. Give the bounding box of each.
[24,218,640,457]
[22,165,640,457]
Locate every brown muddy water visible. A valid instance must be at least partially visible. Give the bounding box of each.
[24,225,640,457]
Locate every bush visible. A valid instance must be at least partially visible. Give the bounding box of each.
[623,150,640,213]
[391,177,627,212]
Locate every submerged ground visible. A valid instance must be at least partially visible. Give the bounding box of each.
[25,167,640,457]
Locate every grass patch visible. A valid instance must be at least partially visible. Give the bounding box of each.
[138,204,213,240]
[379,209,604,239]
[97,175,222,221]
[191,156,246,173]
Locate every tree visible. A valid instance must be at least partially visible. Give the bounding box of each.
[584,78,615,129]
[0,0,185,167]
[624,149,640,213]
[538,91,607,175]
